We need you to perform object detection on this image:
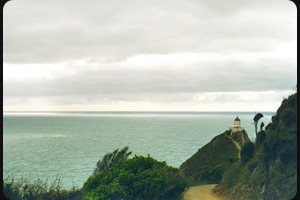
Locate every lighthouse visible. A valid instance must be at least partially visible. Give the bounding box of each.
[232,116,242,133]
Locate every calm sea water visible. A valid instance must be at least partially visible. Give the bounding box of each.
[3,111,273,188]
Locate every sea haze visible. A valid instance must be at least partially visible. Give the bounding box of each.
[3,111,273,188]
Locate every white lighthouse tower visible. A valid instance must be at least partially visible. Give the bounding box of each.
[232,116,242,133]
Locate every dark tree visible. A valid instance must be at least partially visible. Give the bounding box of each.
[260,122,265,131]
[253,113,263,136]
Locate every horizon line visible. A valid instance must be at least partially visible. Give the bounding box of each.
[3,110,276,113]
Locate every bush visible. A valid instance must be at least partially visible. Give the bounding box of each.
[240,142,255,164]
[221,162,242,188]
[93,146,132,175]
[279,146,297,165]
[281,109,296,127]
[224,130,231,136]
[3,175,83,200]
[262,142,271,171]
[83,155,186,200]
[3,175,23,200]
[256,130,266,144]
[247,161,257,173]
[287,93,297,108]
[228,157,239,164]
[207,161,231,183]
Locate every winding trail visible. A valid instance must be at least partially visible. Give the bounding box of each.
[225,135,241,158]
[182,184,224,200]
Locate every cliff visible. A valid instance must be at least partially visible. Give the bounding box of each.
[214,92,297,200]
[179,129,250,186]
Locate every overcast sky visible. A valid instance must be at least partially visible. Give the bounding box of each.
[3,0,297,112]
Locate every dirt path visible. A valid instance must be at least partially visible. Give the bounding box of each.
[225,135,241,158]
[182,184,223,200]
[230,139,241,158]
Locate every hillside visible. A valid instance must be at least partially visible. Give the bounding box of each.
[180,129,250,186]
[214,92,297,199]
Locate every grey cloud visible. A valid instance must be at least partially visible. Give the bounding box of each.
[3,0,297,111]
[3,56,296,101]
[3,0,296,63]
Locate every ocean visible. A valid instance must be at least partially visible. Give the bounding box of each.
[3,111,274,188]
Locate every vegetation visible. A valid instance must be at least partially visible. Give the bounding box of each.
[93,146,132,175]
[256,130,266,144]
[3,175,82,200]
[83,155,186,200]
[240,142,255,164]
[4,148,186,200]
[253,112,263,136]
[215,91,297,200]
[179,130,245,185]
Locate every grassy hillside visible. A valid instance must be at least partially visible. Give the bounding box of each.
[179,130,248,186]
[214,92,297,200]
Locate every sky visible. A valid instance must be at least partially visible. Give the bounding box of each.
[3,0,297,112]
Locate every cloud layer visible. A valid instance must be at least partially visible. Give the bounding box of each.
[3,0,297,111]
[4,0,296,63]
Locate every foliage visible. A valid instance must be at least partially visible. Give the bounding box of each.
[93,146,132,176]
[240,142,255,164]
[220,162,243,188]
[215,91,297,200]
[179,131,241,185]
[279,143,297,166]
[281,109,296,127]
[228,157,239,164]
[262,142,272,172]
[3,175,83,200]
[253,113,263,123]
[83,155,186,200]
[256,130,266,144]
[253,113,263,136]
[203,161,231,183]
[3,147,185,200]
[260,122,265,131]
[247,160,257,173]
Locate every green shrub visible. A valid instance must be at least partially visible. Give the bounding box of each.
[287,93,297,108]
[279,146,297,165]
[262,142,271,171]
[228,157,239,164]
[224,130,231,136]
[207,161,230,183]
[83,155,186,200]
[240,142,255,164]
[256,130,266,144]
[221,162,242,188]
[265,123,275,132]
[3,175,83,200]
[3,175,23,200]
[93,146,132,175]
[271,115,279,124]
[247,161,257,173]
[281,109,296,127]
